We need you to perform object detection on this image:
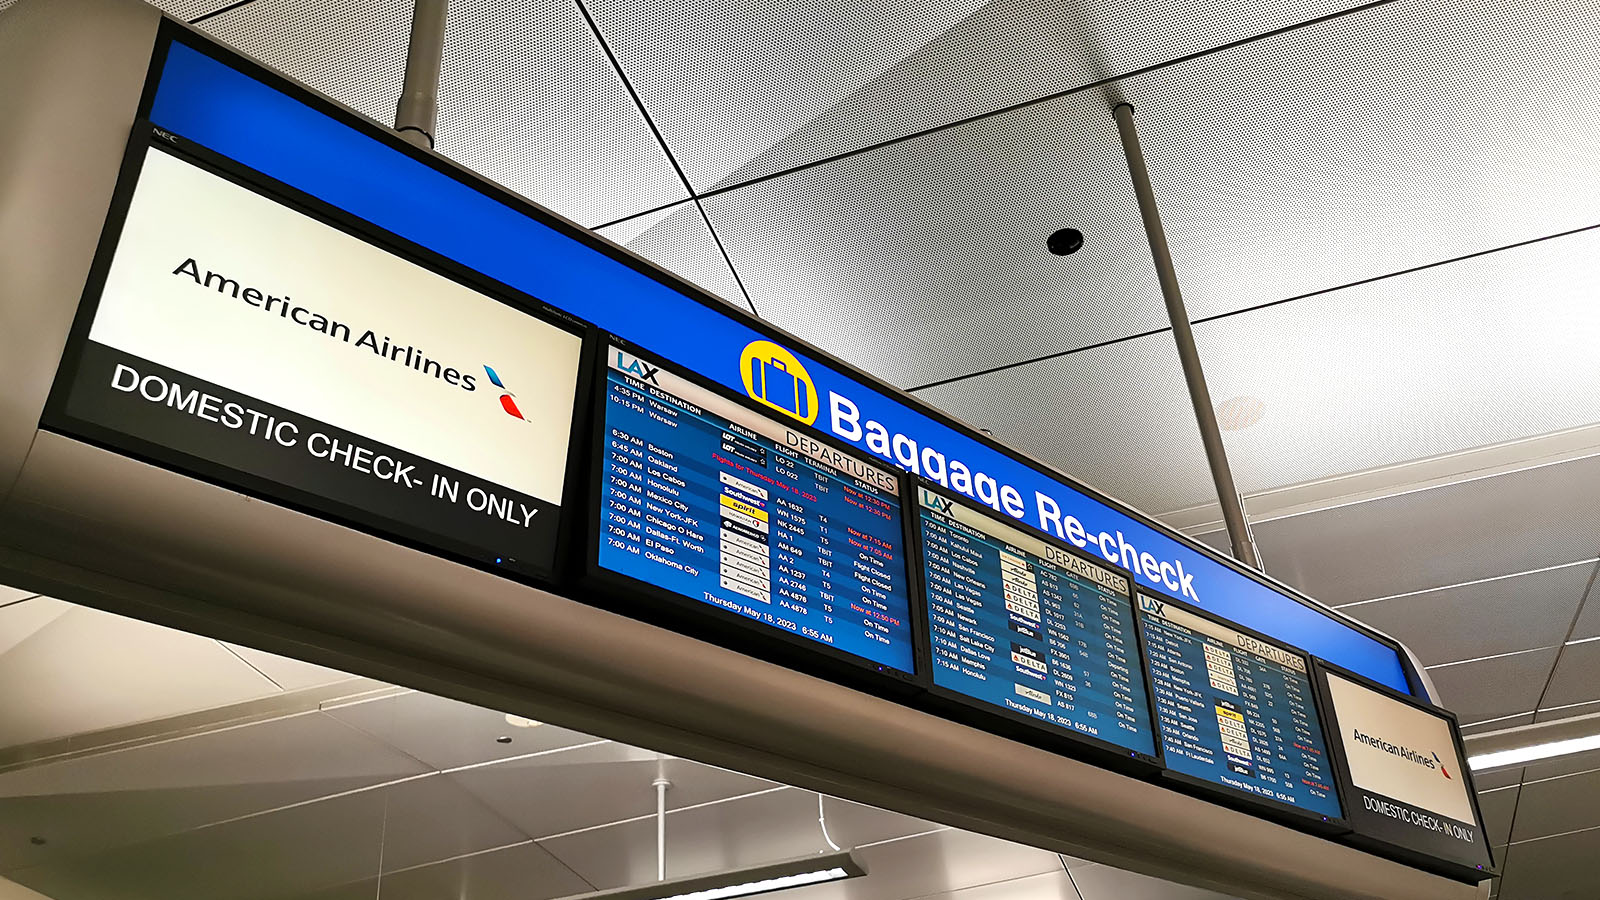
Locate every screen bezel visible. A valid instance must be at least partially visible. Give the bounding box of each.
[579,333,925,689]
[135,18,1426,701]
[40,122,595,586]
[1312,658,1499,882]
[1134,586,1351,835]
[908,478,1164,775]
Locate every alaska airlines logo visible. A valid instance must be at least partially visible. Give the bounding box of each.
[483,365,525,420]
[740,340,818,425]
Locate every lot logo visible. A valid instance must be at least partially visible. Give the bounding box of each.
[612,350,661,385]
[740,340,817,425]
[482,365,525,420]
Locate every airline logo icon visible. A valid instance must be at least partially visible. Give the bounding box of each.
[483,365,525,420]
[1434,752,1452,779]
[740,340,818,425]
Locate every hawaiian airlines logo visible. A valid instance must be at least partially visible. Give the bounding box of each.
[1433,752,1452,779]
[483,365,525,420]
[740,340,818,425]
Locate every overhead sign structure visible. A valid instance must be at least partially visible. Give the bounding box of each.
[1317,664,1496,881]
[590,341,917,676]
[915,484,1157,763]
[46,144,587,578]
[140,34,1416,696]
[1138,592,1343,828]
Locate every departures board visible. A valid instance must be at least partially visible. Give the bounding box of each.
[590,341,917,676]
[915,484,1157,762]
[1137,591,1344,828]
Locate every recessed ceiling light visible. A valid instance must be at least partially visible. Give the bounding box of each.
[1216,396,1266,431]
[505,714,542,728]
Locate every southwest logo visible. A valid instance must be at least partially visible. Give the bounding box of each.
[483,365,525,420]
[1433,752,1452,779]
[740,340,818,425]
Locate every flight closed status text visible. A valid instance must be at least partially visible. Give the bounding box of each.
[918,489,1155,754]
[597,348,915,673]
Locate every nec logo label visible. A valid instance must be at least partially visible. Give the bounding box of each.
[740,340,818,425]
[482,365,526,420]
[613,351,661,385]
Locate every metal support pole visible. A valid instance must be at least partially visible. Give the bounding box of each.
[1112,103,1262,570]
[394,0,447,148]
[653,777,671,881]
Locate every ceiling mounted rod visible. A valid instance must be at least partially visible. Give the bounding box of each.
[394,0,447,148]
[1112,102,1263,572]
[654,777,671,881]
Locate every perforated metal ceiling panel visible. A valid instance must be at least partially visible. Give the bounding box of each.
[703,87,1166,390]
[579,0,1360,190]
[430,0,688,226]
[1128,0,1600,322]
[198,0,412,126]
[912,323,1213,515]
[596,202,748,307]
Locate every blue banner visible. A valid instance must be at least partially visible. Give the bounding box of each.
[146,37,1412,693]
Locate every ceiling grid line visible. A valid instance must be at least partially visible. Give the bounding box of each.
[186,0,254,25]
[586,0,1407,231]
[905,219,1600,394]
[571,0,760,317]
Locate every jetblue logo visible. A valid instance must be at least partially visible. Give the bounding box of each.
[613,351,660,385]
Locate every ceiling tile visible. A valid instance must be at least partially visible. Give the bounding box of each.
[0,605,281,749]
[1471,768,1525,792]
[0,586,38,607]
[323,691,602,772]
[1535,698,1600,722]
[1427,648,1557,725]
[198,0,411,126]
[0,597,71,659]
[773,827,1061,900]
[1139,0,1600,323]
[1339,563,1592,667]
[1240,455,1600,606]
[293,841,594,900]
[596,202,747,309]
[539,788,933,889]
[0,710,428,872]
[430,0,688,226]
[911,329,1212,515]
[449,742,776,840]
[582,0,1360,189]
[1477,785,1520,847]
[1561,577,1600,641]
[1463,714,1536,736]
[1497,825,1600,900]
[221,644,359,692]
[1539,641,1600,709]
[6,774,519,900]
[703,87,1167,392]
[145,0,240,19]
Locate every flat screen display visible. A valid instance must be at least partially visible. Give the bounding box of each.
[916,486,1156,757]
[49,143,586,578]
[1138,592,1342,822]
[595,343,915,673]
[1319,666,1494,878]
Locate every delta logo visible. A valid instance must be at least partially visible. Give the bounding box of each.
[483,365,525,420]
[740,340,818,425]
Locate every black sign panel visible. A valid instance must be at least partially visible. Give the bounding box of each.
[46,135,588,580]
[1316,661,1497,882]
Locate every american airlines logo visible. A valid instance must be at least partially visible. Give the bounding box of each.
[1354,729,1449,778]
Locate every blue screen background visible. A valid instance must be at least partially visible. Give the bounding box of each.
[147,38,1413,694]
